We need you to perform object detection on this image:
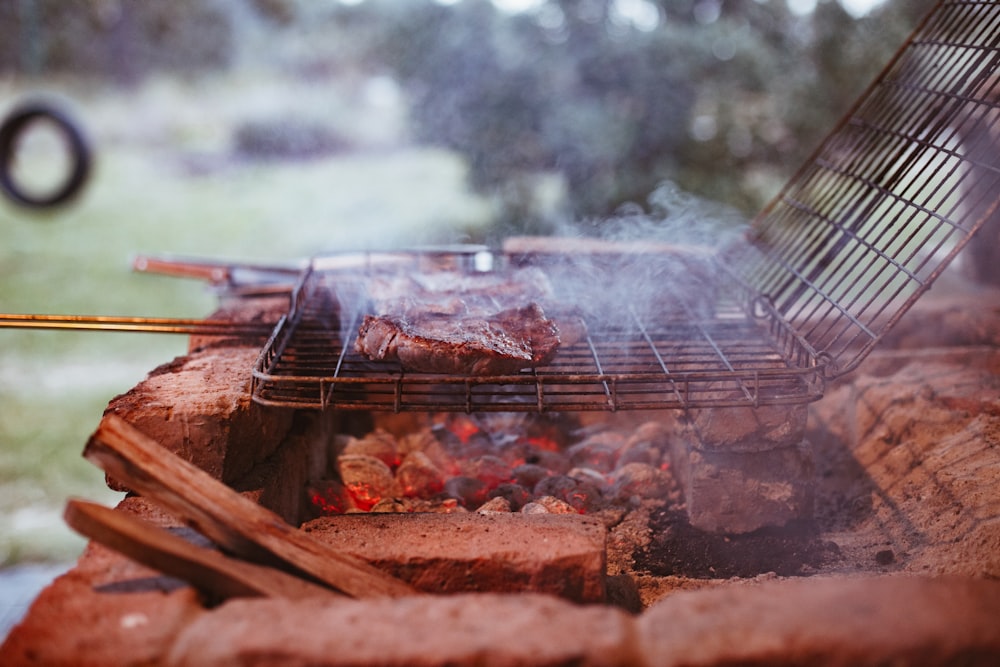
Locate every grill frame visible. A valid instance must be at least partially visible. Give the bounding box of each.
[251,0,1000,413]
[732,0,1000,378]
[250,251,826,412]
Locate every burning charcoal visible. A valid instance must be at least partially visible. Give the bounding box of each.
[617,421,670,468]
[492,440,533,467]
[305,479,352,516]
[476,413,532,446]
[532,474,604,513]
[435,498,469,514]
[476,496,513,514]
[566,435,624,473]
[337,454,400,512]
[443,475,490,508]
[521,502,549,515]
[397,427,437,456]
[398,498,442,513]
[565,480,605,513]
[399,428,460,476]
[523,495,578,514]
[521,434,565,453]
[340,428,400,468]
[489,483,532,511]
[512,463,551,489]
[523,412,580,450]
[521,449,571,474]
[435,414,489,449]
[533,474,579,501]
[461,455,513,490]
[567,467,610,490]
[616,442,664,469]
[609,462,672,503]
[396,451,446,499]
[369,497,409,513]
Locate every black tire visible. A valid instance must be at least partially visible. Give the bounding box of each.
[0,101,91,208]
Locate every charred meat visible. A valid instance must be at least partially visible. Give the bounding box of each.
[355,302,561,375]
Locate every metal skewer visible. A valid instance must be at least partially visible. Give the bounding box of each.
[0,313,275,337]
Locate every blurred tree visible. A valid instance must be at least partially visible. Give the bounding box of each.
[0,0,942,229]
[331,0,938,227]
[0,0,235,83]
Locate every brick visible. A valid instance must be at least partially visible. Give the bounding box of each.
[638,575,1000,666]
[685,402,808,453]
[0,498,205,667]
[165,593,640,667]
[234,411,337,524]
[103,346,294,489]
[301,512,607,603]
[669,438,814,533]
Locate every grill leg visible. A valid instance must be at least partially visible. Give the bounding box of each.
[668,404,814,534]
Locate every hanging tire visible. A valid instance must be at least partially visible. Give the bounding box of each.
[0,100,91,209]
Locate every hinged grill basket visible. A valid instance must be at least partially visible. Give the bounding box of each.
[251,0,1000,413]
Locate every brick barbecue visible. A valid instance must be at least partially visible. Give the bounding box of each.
[5,1,1000,664]
[3,281,1000,665]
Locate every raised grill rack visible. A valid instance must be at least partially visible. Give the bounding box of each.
[250,249,824,412]
[251,0,1000,413]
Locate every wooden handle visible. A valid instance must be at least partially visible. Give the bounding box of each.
[65,498,334,601]
[84,414,415,599]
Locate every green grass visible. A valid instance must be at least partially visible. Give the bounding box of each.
[0,74,494,565]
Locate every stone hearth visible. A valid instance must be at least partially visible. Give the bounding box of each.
[3,279,1000,666]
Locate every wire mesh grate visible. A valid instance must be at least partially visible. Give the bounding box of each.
[251,256,824,412]
[731,0,1000,378]
[251,0,1000,412]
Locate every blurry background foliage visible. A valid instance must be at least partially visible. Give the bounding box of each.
[1,0,938,233]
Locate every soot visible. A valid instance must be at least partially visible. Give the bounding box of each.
[636,508,842,579]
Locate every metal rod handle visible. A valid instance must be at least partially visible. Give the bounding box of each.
[0,313,275,336]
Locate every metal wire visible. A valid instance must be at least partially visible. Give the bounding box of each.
[734,0,1000,378]
[0,313,275,337]
[250,261,823,412]
[252,0,1000,412]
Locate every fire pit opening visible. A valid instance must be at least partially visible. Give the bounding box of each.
[297,406,842,583]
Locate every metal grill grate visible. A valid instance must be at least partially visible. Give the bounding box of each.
[251,254,824,412]
[252,0,1000,412]
[732,0,1000,378]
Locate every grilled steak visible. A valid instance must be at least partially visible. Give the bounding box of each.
[355,302,561,375]
[368,267,555,319]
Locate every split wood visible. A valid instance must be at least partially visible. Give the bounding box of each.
[82,414,416,599]
[64,498,333,601]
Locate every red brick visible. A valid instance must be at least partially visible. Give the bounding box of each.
[302,511,607,602]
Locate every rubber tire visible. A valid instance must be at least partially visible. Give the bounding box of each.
[0,101,91,208]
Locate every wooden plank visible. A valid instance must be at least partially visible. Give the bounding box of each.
[84,414,415,599]
[64,498,335,601]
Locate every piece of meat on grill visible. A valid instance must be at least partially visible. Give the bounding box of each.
[354,303,561,375]
[368,267,555,319]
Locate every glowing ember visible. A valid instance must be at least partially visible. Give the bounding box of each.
[306,413,677,518]
[444,414,481,445]
[337,454,399,511]
[525,435,561,452]
[306,479,351,515]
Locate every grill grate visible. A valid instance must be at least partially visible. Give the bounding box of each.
[732,0,1000,378]
[251,255,824,412]
[252,0,1000,413]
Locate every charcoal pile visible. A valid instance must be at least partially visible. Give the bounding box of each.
[306,413,680,518]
